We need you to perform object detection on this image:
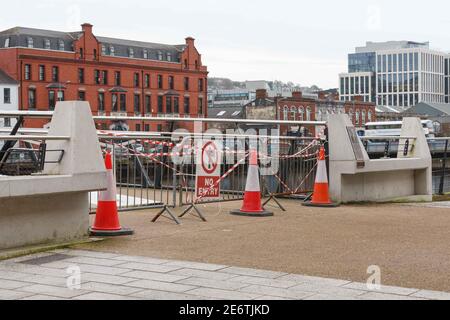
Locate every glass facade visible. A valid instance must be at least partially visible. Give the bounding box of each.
[348,52,376,73]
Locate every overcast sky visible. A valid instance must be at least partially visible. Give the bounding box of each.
[2,0,449,88]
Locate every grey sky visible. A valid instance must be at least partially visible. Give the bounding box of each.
[2,0,449,88]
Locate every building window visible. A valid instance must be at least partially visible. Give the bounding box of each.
[168,76,174,90]
[94,49,97,60]
[184,59,188,69]
[145,95,151,113]
[282,106,288,120]
[101,45,106,55]
[112,93,118,112]
[144,74,150,88]
[24,64,31,80]
[44,39,51,50]
[39,65,45,81]
[102,70,108,85]
[166,97,172,113]
[48,90,55,110]
[78,91,86,101]
[94,70,100,84]
[110,46,115,56]
[4,37,10,48]
[144,124,150,132]
[98,92,105,111]
[4,118,11,127]
[136,124,141,131]
[174,97,179,113]
[158,96,164,113]
[79,48,84,59]
[52,66,59,82]
[3,88,11,104]
[143,50,148,59]
[114,71,121,86]
[120,94,126,112]
[158,51,163,60]
[198,79,204,92]
[184,77,189,91]
[157,75,163,89]
[134,94,141,114]
[184,97,190,114]
[167,52,172,62]
[129,48,134,58]
[58,40,64,51]
[27,37,34,48]
[78,68,85,84]
[57,90,64,102]
[198,97,203,115]
[134,73,140,87]
[306,107,312,121]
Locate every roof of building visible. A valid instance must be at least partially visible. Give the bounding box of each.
[208,106,244,119]
[0,26,185,62]
[0,69,18,85]
[403,102,450,116]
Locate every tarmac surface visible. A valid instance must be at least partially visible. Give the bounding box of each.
[77,199,450,292]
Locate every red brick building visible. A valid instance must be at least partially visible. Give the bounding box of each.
[0,24,208,131]
[275,91,376,136]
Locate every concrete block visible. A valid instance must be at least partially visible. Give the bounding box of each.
[219,267,287,279]
[187,287,261,300]
[121,270,188,283]
[126,279,196,293]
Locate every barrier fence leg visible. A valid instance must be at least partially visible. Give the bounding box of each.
[152,205,181,225]
[263,195,286,212]
[179,203,207,222]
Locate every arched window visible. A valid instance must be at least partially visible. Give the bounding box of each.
[298,106,304,121]
[355,109,360,125]
[362,110,367,124]
[291,106,297,120]
[283,105,289,120]
[317,109,322,121]
[306,107,312,121]
[368,110,373,122]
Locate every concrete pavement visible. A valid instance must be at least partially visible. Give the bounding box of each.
[1,249,449,300]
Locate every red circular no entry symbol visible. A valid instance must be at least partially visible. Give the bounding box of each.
[201,141,219,174]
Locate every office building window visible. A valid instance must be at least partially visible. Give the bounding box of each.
[115,71,121,86]
[101,45,106,55]
[166,97,172,113]
[184,97,190,114]
[158,96,164,113]
[58,40,65,51]
[78,68,85,84]
[167,52,172,62]
[98,92,105,111]
[27,37,34,48]
[120,94,126,111]
[145,95,151,113]
[143,50,148,59]
[174,97,179,113]
[3,88,11,104]
[78,91,86,101]
[134,94,141,114]
[184,77,189,91]
[48,90,55,110]
[144,74,150,88]
[158,51,163,60]
[112,93,118,112]
[134,73,140,87]
[198,97,203,115]
[39,65,45,81]
[94,70,100,84]
[128,48,134,58]
[52,66,59,82]
[168,76,174,90]
[28,89,36,109]
[44,39,51,50]
[25,64,31,80]
[158,75,163,89]
[110,46,115,56]
[4,37,10,48]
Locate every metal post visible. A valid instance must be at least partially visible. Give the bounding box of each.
[439,139,449,195]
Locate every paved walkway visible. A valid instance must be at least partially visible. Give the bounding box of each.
[1,249,449,300]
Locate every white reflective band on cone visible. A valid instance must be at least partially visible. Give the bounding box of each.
[245,165,261,192]
[315,160,328,184]
[99,169,117,202]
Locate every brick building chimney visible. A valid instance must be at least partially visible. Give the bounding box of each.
[256,89,268,99]
[81,23,93,35]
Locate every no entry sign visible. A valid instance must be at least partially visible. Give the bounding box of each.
[195,140,221,200]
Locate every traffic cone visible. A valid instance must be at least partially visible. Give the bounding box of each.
[230,149,273,217]
[303,146,339,208]
[90,152,134,236]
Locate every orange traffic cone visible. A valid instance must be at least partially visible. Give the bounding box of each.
[303,146,339,208]
[90,152,134,236]
[230,149,273,217]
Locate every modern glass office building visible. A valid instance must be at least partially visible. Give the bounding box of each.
[339,41,448,110]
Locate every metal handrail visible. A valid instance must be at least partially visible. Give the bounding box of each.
[0,135,70,141]
[360,136,417,140]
